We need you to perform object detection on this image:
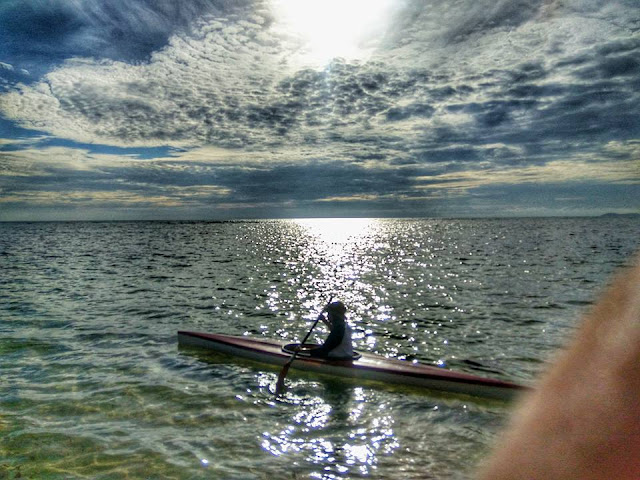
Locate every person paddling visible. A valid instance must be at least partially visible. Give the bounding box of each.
[275,299,353,394]
[307,301,353,359]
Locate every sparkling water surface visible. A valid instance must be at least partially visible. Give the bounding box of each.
[1,218,638,479]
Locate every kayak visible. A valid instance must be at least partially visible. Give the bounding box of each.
[178,331,527,400]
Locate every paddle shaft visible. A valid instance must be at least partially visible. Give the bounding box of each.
[275,297,332,394]
[299,313,324,347]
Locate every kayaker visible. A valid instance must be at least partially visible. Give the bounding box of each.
[307,301,353,359]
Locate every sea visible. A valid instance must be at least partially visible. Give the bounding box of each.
[1,217,638,480]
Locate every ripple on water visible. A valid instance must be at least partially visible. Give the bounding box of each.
[0,218,638,479]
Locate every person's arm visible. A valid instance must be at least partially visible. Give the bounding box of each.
[477,256,640,480]
[319,314,332,329]
[313,320,345,355]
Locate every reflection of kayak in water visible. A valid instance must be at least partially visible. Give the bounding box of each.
[177,331,526,400]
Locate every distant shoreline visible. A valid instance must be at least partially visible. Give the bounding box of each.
[0,214,639,223]
[599,213,640,218]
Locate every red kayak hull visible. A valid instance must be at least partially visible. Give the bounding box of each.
[177,331,527,400]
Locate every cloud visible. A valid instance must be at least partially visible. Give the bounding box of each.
[413,155,639,193]
[0,190,184,208]
[0,0,255,70]
[0,143,230,197]
[2,0,638,161]
[0,144,139,177]
[1,12,295,147]
[0,0,638,219]
[0,61,30,92]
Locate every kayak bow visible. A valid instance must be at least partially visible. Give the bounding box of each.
[177,331,526,400]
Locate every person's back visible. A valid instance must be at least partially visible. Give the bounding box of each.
[309,301,353,359]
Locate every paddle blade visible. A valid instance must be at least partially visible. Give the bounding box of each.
[275,361,291,395]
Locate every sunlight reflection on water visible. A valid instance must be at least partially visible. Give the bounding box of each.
[259,377,399,478]
[2,218,638,479]
[293,217,381,287]
[290,218,385,341]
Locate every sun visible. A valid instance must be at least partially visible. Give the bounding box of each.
[272,0,396,67]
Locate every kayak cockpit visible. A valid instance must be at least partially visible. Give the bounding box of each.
[282,343,362,361]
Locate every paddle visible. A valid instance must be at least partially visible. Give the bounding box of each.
[275,297,332,395]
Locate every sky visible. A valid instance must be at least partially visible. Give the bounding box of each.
[0,0,638,221]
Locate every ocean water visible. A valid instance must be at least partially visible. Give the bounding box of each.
[1,217,638,479]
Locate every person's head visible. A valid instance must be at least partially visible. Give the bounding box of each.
[326,301,346,321]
